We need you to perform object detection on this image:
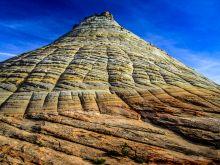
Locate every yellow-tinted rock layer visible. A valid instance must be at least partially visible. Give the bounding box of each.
[0,12,220,164]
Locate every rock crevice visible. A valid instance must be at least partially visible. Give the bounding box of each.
[0,12,220,164]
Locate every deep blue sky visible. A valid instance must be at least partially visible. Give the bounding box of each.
[0,0,220,84]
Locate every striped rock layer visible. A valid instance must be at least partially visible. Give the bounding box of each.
[0,12,220,164]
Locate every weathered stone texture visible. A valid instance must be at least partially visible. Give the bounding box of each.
[0,12,220,164]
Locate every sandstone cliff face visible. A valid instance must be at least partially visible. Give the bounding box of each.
[0,12,220,164]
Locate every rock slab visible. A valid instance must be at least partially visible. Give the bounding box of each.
[0,11,220,164]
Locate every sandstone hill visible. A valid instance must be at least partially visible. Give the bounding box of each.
[0,12,220,164]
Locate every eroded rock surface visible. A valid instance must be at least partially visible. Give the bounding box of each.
[0,11,220,164]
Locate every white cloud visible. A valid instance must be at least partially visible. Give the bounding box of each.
[0,52,16,57]
[144,34,220,84]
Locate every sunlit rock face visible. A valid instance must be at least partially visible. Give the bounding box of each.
[0,12,220,164]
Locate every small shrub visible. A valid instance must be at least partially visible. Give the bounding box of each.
[133,155,145,164]
[92,158,106,165]
[37,140,44,147]
[121,143,130,156]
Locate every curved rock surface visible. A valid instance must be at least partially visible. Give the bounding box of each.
[0,12,220,164]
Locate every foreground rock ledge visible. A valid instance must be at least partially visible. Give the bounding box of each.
[0,12,220,164]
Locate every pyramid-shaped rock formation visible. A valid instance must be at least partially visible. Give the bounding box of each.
[0,12,220,164]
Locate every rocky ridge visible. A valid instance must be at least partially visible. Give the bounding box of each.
[0,12,220,164]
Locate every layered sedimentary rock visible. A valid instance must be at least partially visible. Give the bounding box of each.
[0,12,220,164]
